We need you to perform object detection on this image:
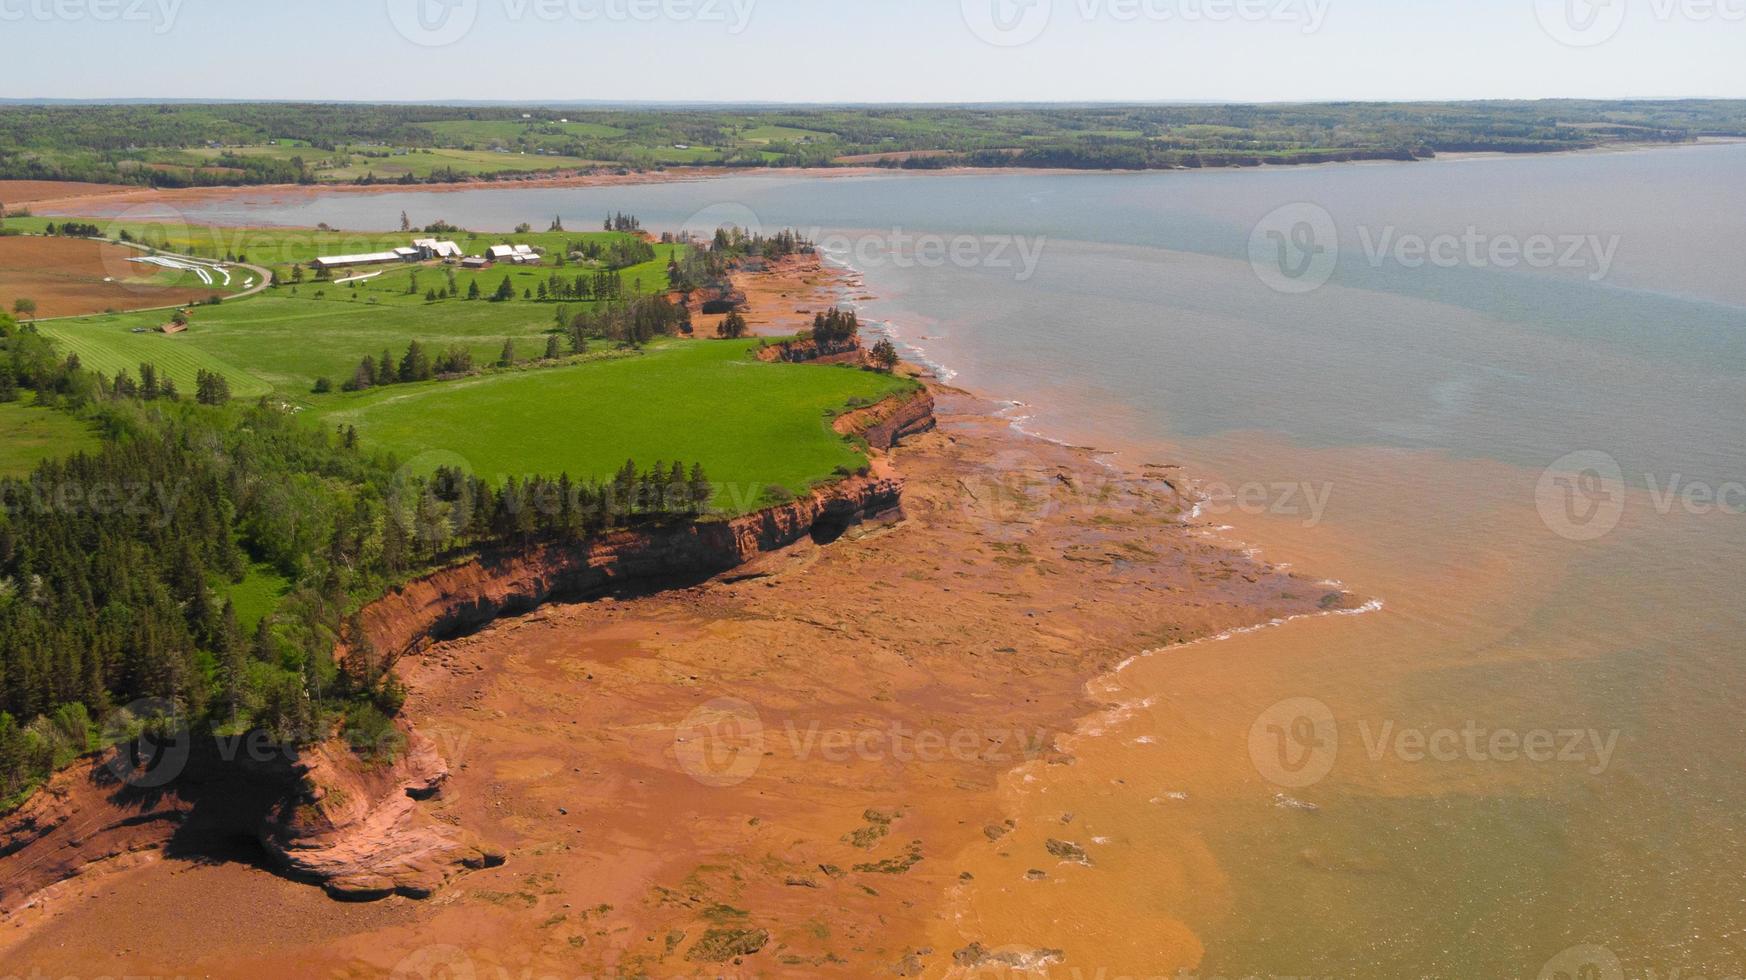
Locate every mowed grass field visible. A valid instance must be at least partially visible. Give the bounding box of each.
[313,340,917,512]
[37,317,275,399]
[0,397,101,478]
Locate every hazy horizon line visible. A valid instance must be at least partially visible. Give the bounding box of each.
[3,96,1744,110]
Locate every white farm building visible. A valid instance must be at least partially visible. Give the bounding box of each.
[313,238,465,271]
[486,243,542,265]
[311,251,404,273]
[413,238,464,259]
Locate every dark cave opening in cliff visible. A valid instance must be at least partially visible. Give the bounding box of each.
[809,514,853,545]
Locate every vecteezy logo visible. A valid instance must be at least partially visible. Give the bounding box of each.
[100,697,191,790]
[1536,450,1626,542]
[962,0,1053,46]
[1248,697,1338,788]
[387,0,480,47]
[678,201,766,244]
[1538,944,1625,980]
[674,697,765,787]
[1249,202,1338,294]
[1535,0,1627,47]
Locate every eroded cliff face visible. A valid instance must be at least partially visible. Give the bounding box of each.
[355,468,904,666]
[835,388,937,451]
[0,392,934,909]
[0,739,294,913]
[755,335,865,365]
[260,732,504,900]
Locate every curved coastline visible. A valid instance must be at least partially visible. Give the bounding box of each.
[1,217,1371,977]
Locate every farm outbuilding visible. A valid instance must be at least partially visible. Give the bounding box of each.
[312,251,404,272]
[413,238,464,259]
[485,243,542,265]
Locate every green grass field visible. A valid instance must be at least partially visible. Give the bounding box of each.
[0,397,101,477]
[313,339,916,512]
[36,317,274,399]
[5,217,911,523]
[421,119,628,143]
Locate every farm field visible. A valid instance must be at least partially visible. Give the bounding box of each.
[36,315,274,399]
[50,239,686,396]
[0,215,902,522]
[0,397,101,478]
[0,236,237,317]
[313,339,917,511]
[4,218,666,281]
[421,119,630,143]
[318,147,606,181]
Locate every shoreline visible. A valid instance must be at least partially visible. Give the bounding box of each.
[0,245,1369,977]
[17,137,1742,222]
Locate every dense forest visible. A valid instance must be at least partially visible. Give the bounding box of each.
[2,100,1742,187]
[0,310,715,808]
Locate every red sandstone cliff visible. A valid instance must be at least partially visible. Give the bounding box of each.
[354,467,903,665]
[836,388,937,451]
[0,391,934,909]
[755,334,866,365]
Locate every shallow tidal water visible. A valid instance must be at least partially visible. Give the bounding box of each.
[135,145,1746,977]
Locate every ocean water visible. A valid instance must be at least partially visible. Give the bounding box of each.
[134,146,1746,977]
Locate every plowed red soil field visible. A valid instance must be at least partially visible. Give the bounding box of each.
[0,236,228,318]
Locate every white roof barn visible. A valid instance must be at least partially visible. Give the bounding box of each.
[312,251,403,270]
[413,238,464,259]
[487,244,518,261]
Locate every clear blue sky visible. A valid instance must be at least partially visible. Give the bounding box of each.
[1,0,1739,102]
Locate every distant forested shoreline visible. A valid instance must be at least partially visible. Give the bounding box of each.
[0,100,1740,189]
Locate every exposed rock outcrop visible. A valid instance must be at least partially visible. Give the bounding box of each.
[756,334,865,365]
[835,389,937,451]
[261,732,503,900]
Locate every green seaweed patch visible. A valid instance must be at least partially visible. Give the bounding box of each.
[686,927,770,963]
[853,840,924,875]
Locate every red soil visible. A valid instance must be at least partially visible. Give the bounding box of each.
[0,180,137,208]
[0,236,229,318]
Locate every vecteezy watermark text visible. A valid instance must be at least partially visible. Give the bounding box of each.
[1536,0,1746,48]
[674,698,1053,787]
[0,479,188,529]
[1249,202,1626,294]
[387,0,757,47]
[1249,697,1621,789]
[1357,225,1620,282]
[962,0,1332,47]
[1536,449,1744,542]
[810,229,1048,282]
[0,0,182,33]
